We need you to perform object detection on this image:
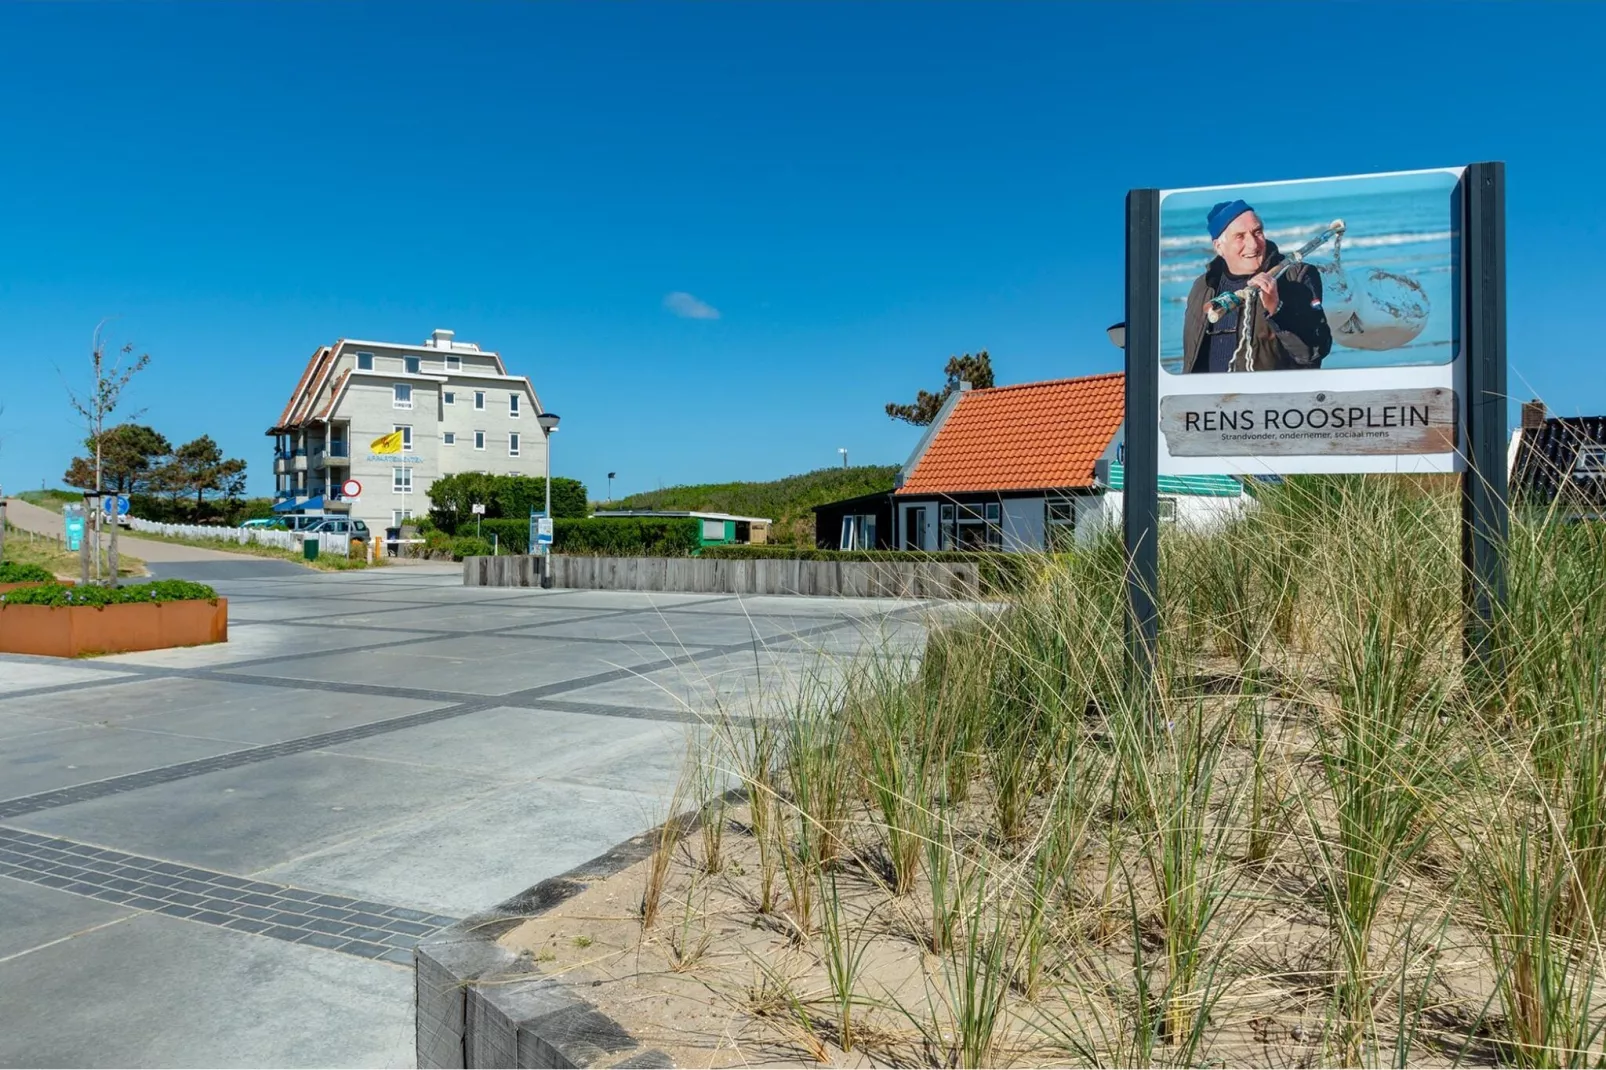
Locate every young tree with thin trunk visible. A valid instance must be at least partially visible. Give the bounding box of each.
[61,321,150,585]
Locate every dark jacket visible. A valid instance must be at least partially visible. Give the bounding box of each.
[1182,242,1332,373]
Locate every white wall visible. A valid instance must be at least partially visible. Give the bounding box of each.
[1092,490,1252,538]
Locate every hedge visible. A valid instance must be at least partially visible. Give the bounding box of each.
[0,579,219,607]
[697,545,1037,592]
[474,517,702,557]
[0,561,56,583]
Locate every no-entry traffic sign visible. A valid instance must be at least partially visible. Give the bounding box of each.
[341,479,362,498]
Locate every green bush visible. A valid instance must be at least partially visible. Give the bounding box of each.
[697,544,1036,592]
[0,561,56,583]
[0,579,219,607]
[477,518,531,554]
[428,472,588,532]
[557,517,701,557]
[450,536,494,560]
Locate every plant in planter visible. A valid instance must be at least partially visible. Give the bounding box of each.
[0,579,227,657]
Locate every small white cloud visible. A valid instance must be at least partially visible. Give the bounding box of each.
[663,291,720,320]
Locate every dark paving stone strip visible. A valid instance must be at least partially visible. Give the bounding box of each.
[0,826,456,964]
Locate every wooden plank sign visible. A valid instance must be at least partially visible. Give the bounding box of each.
[1160,387,1458,457]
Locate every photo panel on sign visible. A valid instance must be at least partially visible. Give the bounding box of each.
[1155,167,1465,476]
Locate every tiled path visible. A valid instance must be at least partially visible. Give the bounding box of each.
[0,561,928,1067]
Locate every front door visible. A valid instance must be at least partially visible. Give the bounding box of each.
[908,507,927,551]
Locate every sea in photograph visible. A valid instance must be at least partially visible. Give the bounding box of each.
[1158,168,1460,374]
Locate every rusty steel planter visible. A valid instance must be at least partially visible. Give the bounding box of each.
[0,598,228,657]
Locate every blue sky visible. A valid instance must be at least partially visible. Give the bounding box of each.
[2,1,1601,499]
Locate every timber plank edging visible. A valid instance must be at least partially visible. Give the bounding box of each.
[460,555,979,599]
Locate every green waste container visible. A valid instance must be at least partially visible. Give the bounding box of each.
[303,536,319,561]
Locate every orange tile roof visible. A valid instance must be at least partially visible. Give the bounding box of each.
[275,346,327,428]
[896,373,1125,496]
[315,370,351,420]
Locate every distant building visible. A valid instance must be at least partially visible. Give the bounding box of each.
[267,330,550,532]
[814,372,1248,553]
[589,510,772,547]
[1509,399,1606,521]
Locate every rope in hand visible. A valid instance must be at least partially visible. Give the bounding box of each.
[1228,289,1258,373]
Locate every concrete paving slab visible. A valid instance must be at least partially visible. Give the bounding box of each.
[665,594,916,618]
[0,723,253,799]
[0,910,412,1068]
[256,777,686,918]
[0,876,134,961]
[0,661,134,697]
[562,650,858,716]
[2,676,453,745]
[15,748,504,876]
[320,705,693,786]
[312,604,619,633]
[504,611,823,647]
[0,710,78,741]
[98,622,434,670]
[262,635,670,695]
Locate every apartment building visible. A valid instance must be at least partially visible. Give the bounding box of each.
[267,329,549,532]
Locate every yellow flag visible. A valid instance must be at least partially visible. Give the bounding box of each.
[370,430,404,455]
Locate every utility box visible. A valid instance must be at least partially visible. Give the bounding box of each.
[303,537,320,561]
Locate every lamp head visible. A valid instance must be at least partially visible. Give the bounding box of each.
[536,412,561,433]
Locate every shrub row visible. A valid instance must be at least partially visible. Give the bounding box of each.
[0,579,219,607]
[0,561,56,583]
[696,545,1037,592]
[469,517,703,557]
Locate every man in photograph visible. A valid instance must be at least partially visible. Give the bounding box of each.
[1182,199,1333,373]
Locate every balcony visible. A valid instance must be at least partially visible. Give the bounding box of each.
[313,442,350,470]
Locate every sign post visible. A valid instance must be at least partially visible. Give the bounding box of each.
[1124,188,1162,688]
[1462,161,1508,666]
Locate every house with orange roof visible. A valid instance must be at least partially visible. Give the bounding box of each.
[817,372,1249,552]
[267,329,552,534]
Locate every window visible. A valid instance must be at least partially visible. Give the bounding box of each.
[443,391,456,405]
[508,432,520,456]
[443,431,456,446]
[394,425,412,451]
[445,355,461,371]
[1577,444,1606,478]
[509,394,520,417]
[474,430,486,450]
[474,391,486,410]
[839,514,877,550]
[393,467,413,494]
[393,384,412,409]
[907,506,928,551]
[404,355,421,374]
[1158,497,1179,523]
[392,509,411,528]
[1046,497,1077,551]
[356,351,374,371]
[941,501,1000,551]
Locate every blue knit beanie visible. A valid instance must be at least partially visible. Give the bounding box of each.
[1207,199,1255,240]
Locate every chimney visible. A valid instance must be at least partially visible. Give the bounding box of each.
[959,380,973,392]
[429,328,455,350]
[1521,399,1547,430]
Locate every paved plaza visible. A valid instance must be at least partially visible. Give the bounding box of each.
[0,559,930,1067]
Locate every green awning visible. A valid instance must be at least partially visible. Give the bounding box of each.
[1106,463,1242,498]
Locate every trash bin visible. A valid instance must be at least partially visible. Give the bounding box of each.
[303,536,319,561]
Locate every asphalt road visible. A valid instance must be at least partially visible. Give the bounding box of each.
[0,561,929,1066]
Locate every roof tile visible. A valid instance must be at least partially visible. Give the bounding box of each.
[896,373,1125,495]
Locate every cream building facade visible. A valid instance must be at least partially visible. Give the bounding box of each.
[268,330,549,532]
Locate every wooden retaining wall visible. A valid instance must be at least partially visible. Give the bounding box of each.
[462,555,980,600]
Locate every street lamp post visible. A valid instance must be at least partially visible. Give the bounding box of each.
[537,411,561,588]
[838,447,848,469]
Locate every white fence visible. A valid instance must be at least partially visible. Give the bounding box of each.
[127,517,348,555]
